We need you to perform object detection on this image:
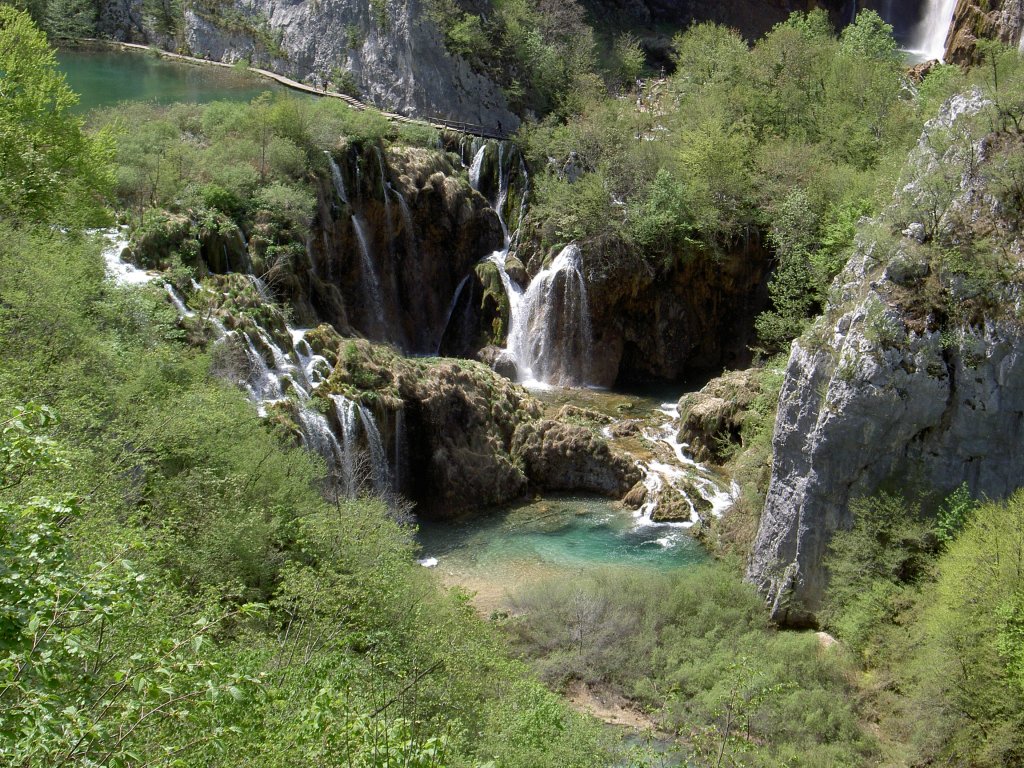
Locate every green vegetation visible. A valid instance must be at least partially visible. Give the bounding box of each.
[0,6,112,224]
[95,91,437,280]
[425,0,597,116]
[518,10,930,352]
[0,14,615,765]
[508,563,873,767]
[7,4,1024,766]
[821,489,1024,766]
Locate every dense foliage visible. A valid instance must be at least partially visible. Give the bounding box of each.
[822,489,1024,766]
[508,564,873,767]
[517,10,948,353]
[0,6,111,223]
[0,14,614,766]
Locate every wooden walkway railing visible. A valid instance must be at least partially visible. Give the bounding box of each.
[90,40,512,141]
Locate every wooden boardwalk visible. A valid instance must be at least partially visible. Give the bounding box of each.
[95,41,510,141]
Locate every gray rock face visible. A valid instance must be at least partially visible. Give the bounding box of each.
[96,0,144,41]
[748,310,1024,625]
[948,0,1024,64]
[183,0,519,130]
[747,91,1024,625]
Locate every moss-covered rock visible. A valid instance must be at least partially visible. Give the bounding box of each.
[677,368,762,464]
[511,419,641,498]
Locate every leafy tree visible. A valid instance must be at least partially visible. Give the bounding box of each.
[839,9,899,62]
[0,7,112,223]
[611,31,644,89]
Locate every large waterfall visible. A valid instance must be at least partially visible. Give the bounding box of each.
[467,141,592,388]
[500,244,593,388]
[907,0,958,61]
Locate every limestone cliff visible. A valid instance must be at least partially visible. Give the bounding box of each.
[182,0,520,130]
[947,0,1024,64]
[747,91,1024,625]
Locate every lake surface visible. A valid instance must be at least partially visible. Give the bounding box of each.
[57,49,284,112]
[416,495,706,612]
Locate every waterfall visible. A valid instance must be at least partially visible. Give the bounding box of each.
[326,152,349,204]
[351,214,388,337]
[393,407,406,493]
[358,404,390,493]
[297,408,342,470]
[241,334,284,403]
[437,273,473,354]
[328,393,392,497]
[393,186,418,262]
[469,145,487,192]
[163,283,194,317]
[503,244,592,388]
[331,394,361,497]
[374,146,395,251]
[907,0,957,61]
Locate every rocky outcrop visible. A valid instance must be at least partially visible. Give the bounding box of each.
[946,0,1024,65]
[511,420,641,497]
[305,143,503,353]
[182,0,519,130]
[677,369,763,464]
[579,235,772,387]
[322,338,639,517]
[748,91,1024,625]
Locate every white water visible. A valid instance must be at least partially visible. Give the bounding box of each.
[907,0,957,61]
[351,214,388,337]
[163,284,194,317]
[326,152,349,204]
[331,394,361,497]
[99,228,156,286]
[469,145,487,191]
[504,243,592,388]
[358,404,390,493]
[329,393,391,497]
[628,401,739,532]
[468,142,589,388]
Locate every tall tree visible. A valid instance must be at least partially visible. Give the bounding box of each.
[0,7,112,224]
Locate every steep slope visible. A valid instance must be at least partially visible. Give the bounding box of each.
[748,91,1024,625]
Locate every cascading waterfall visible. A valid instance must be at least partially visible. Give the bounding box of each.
[297,408,343,470]
[393,408,407,493]
[163,283,194,317]
[463,141,592,387]
[437,273,473,354]
[331,394,361,497]
[907,0,958,61]
[328,148,391,341]
[326,152,349,205]
[393,187,420,269]
[504,243,593,387]
[358,405,390,493]
[351,214,388,337]
[329,393,391,497]
[100,226,402,503]
[469,145,487,193]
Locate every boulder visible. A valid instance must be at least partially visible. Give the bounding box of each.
[511,420,641,498]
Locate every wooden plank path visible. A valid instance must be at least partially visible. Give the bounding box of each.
[89,40,511,140]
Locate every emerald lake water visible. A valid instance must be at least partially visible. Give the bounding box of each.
[57,49,284,112]
[416,495,706,611]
